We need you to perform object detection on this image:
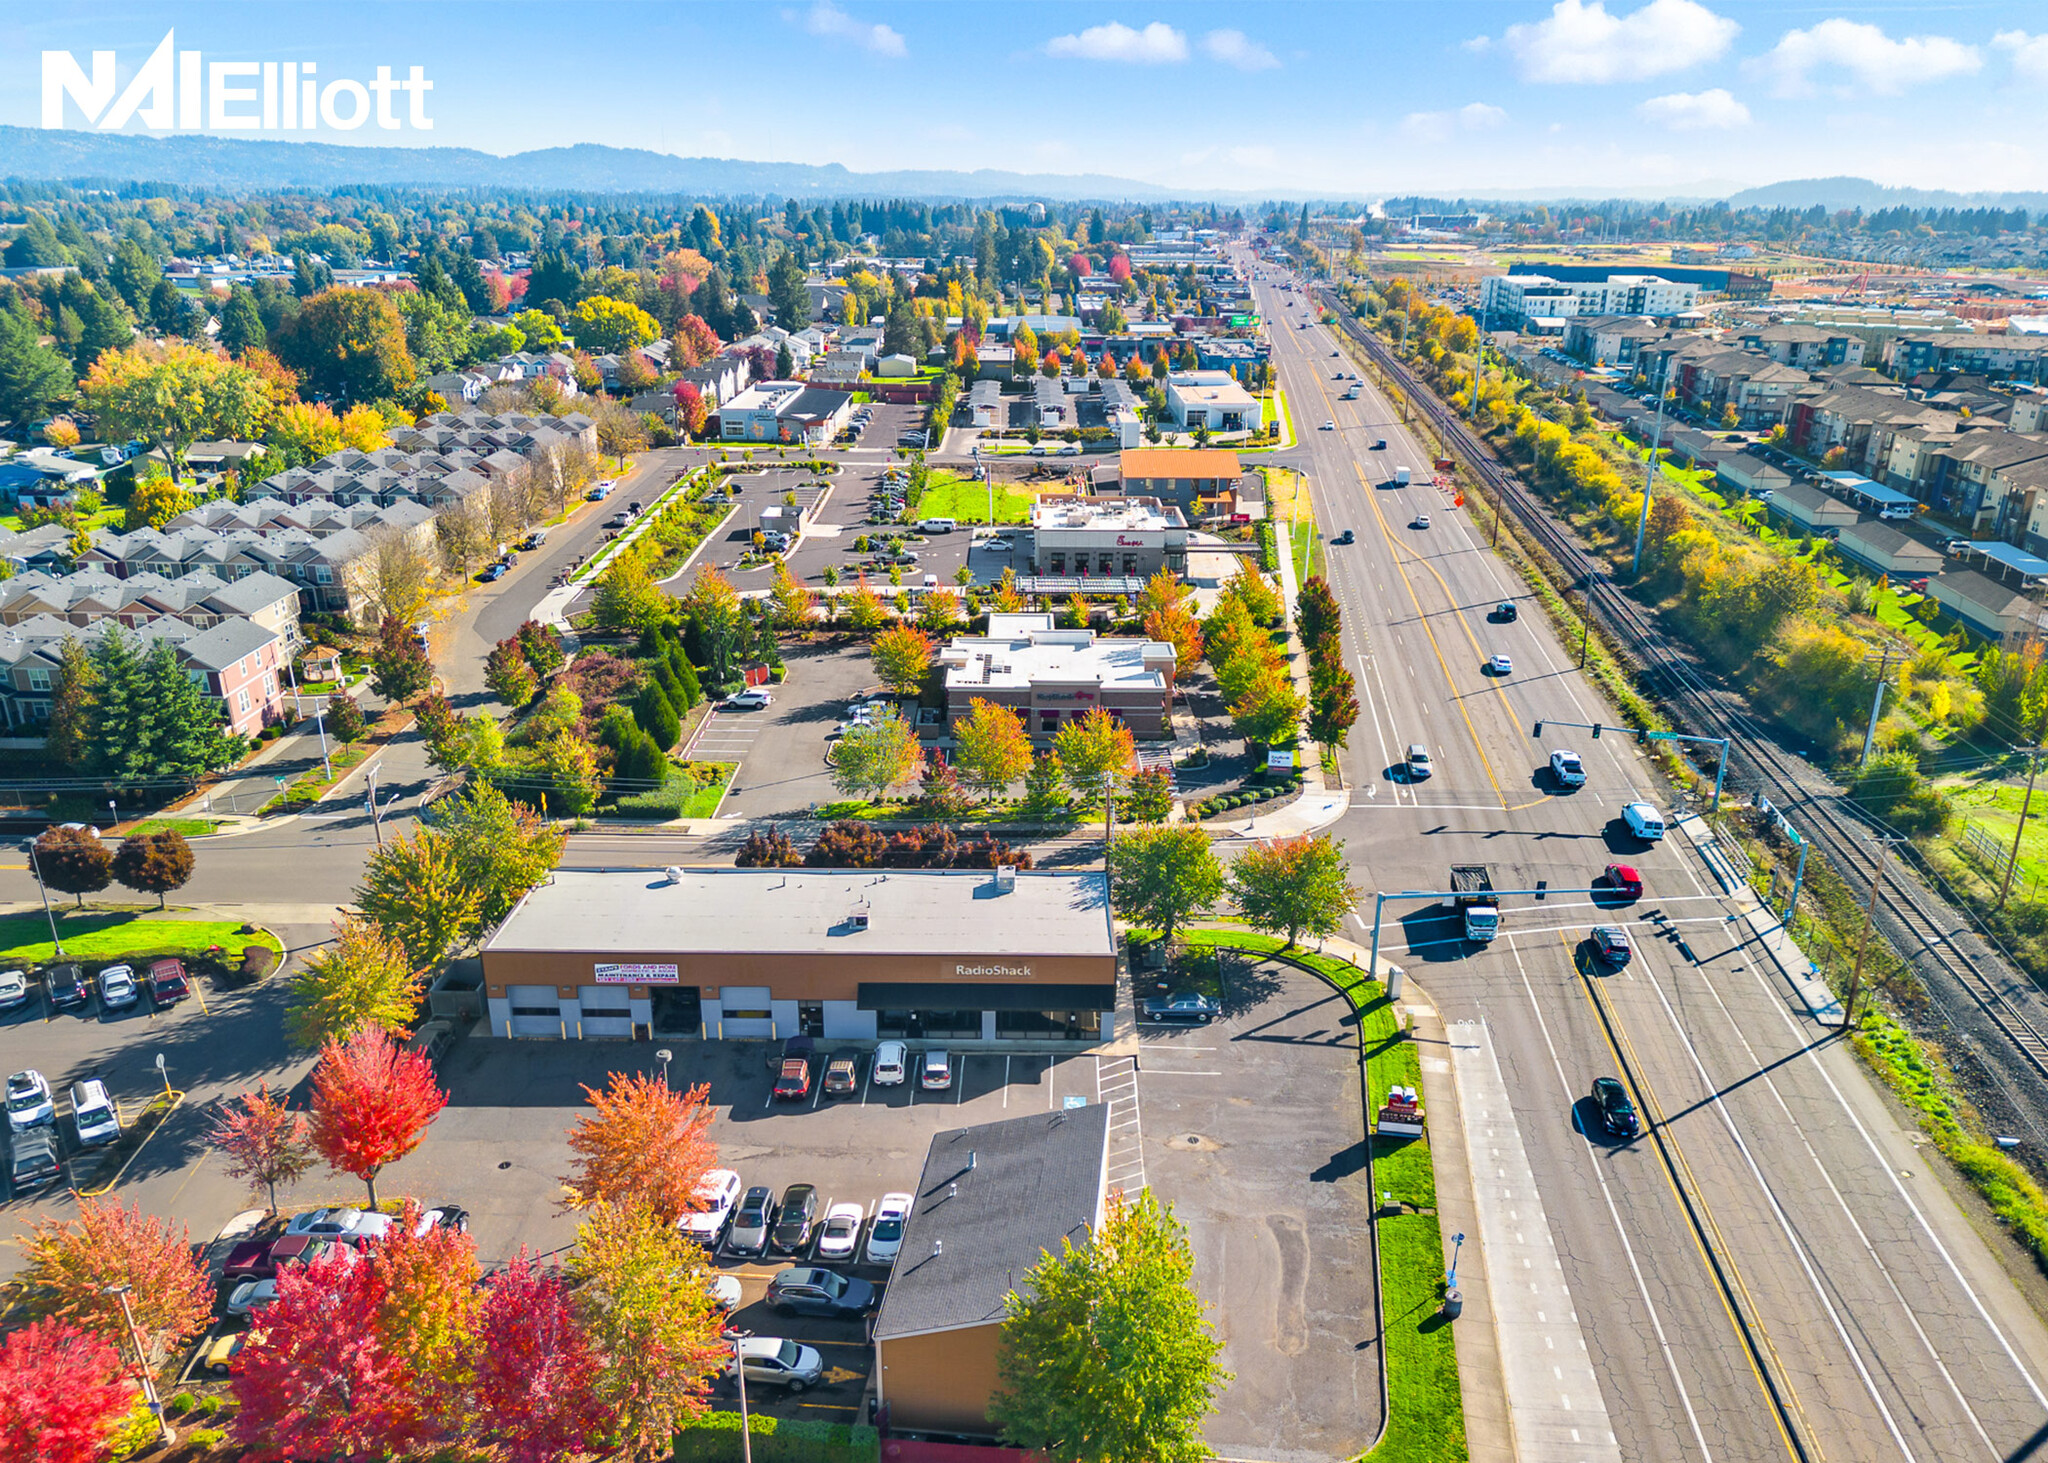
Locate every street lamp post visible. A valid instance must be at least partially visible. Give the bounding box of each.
[655,1049,673,1087]
[25,840,65,959]
[729,1329,754,1463]
[1446,1231,1465,1289]
[154,1053,170,1098]
[105,1284,172,1447]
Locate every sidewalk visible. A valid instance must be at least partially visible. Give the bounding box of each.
[1674,813,1843,1026]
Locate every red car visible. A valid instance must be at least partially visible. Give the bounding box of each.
[773,1058,812,1101]
[1603,864,1643,900]
[147,958,190,1007]
[220,1234,331,1283]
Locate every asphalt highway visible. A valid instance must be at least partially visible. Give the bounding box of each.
[1251,259,2048,1461]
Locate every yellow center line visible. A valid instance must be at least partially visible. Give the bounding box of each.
[1564,930,1815,1461]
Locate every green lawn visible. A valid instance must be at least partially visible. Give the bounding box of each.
[1288,514,1322,588]
[915,471,1034,524]
[0,912,284,967]
[0,506,124,534]
[1175,930,1464,1463]
[121,818,224,839]
[607,762,734,821]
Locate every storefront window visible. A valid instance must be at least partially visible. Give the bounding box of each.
[876,1009,982,1039]
[995,1010,1102,1040]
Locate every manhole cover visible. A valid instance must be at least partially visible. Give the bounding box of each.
[1165,1133,1220,1152]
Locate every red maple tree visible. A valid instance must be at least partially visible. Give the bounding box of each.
[0,1318,136,1463]
[308,1027,448,1208]
[562,1073,717,1225]
[470,1255,613,1462]
[21,1196,212,1373]
[231,1248,420,1462]
[210,1083,316,1212]
[1108,253,1132,283]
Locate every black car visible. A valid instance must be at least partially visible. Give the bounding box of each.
[1333,529,1355,545]
[1493,600,1518,621]
[44,963,86,1010]
[1592,1077,1639,1138]
[765,1266,879,1318]
[770,1184,819,1254]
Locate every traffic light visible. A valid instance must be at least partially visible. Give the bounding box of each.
[1532,721,1543,737]
[1592,724,1602,739]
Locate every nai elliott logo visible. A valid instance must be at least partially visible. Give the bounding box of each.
[43,31,433,133]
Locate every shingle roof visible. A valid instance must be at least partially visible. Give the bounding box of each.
[871,1105,1108,1341]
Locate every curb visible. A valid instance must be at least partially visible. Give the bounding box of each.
[75,1089,186,1198]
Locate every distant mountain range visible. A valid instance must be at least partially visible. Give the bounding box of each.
[0,127,1177,201]
[1722,176,2048,214]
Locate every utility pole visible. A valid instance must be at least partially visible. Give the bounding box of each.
[1861,645,1895,766]
[1844,834,1905,1028]
[1632,367,1670,579]
[1577,588,1591,668]
[2000,746,2041,909]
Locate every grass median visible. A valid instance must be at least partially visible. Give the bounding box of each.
[1174,928,1465,1463]
[0,912,284,967]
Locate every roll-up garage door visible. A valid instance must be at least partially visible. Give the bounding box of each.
[578,988,634,1038]
[508,986,563,1038]
[718,985,774,1039]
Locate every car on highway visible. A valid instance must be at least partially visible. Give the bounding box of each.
[770,1184,819,1254]
[727,687,773,710]
[1590,925,1633,967]
[773,1058,812,1102]
[822,1050,861,1098]
[918,1049,952,1091]
[1373,438,1387,449]
[678,1169,744,1248]
[1406,743,1432,780]
[0,969,26,1012]
[814,1204,865,1262]
[767,1265,877,1317]
[1321,420,1335,431]
[1412,512,1431,529]
[866,1192,912,1265]
[1333,528,1355,545]
[1603,863,1644,899]
[1622,802,1666,841]
[1493,600,1518,621]
[1487,653,1513,676]
[6,1070,54,1131]
[1549,750,1586,788]
[1591,1076,1639,1138]
[727,1186,775,1256]
[1141,992,1220,1025]
[872,1040,908,1086]
[730,1337,825,1392]
[97,964,139,1009]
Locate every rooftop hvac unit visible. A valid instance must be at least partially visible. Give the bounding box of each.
[993,865,1017,893]
[848,901,870,931]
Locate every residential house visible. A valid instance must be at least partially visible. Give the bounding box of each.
[1735,323,1867,369]
[0,613,286,734]
[1116,448,1245,515]
[1892,334,2048,383]
[183,441,269,473]
[1926,432,2048,534]
[677,356,750,405]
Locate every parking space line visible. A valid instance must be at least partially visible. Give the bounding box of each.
[1138,1070,1221,1077]
[1003,1054,1010,1107]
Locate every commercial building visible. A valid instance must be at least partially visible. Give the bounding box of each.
[480,866,1119,1043]
[1164,371,1257,432]
[1115,448,1245,515]
[872,1105,1109,1437]
[1029,496,1188,580]
[1481,272,1701,325]
[716,381,854,444]
[940,612,1177,740]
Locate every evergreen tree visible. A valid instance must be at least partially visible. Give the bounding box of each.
[69,289,132,377]
[0,305,74,424]
[218,286,266,357]
[634,681,681,750]
[85,627,150,784]
[141,637,236,779]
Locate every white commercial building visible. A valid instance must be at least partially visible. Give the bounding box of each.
[1029,496,1188,580]
[1482,273,1701,326]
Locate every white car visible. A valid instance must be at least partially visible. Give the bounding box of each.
[701,1270,743,1312]
[1321,420,1335,431]
[872,1040,908,1086]
[285,1207,393,1241]
[1488,653,1513,676]
[866,1192,912,1265]
[1549,750,1586,788]
[1412,513,1431,530]
[1623,802,1667,841]
[6,1070,54,1131]
[727,687,772,710]
[226,1279,280,1317]
[70,1080,120,1148]
[678,1169,744,1247]
[0,969,26,1011]
[815,1202,865,1261]
[97,964,138,1008]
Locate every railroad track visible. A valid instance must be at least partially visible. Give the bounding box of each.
[1318,289,2048,1110]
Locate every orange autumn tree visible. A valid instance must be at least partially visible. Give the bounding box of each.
[561,1072,719,1226]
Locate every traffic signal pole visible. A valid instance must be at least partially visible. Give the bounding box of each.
[1532,717,1731,814]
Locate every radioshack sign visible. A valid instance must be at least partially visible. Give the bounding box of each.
[594,963,680,986]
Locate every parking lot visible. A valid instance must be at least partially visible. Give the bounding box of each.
[693,640,883,820]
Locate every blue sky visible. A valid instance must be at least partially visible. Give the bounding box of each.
[7,1,2048,197]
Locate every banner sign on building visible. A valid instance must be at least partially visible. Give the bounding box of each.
[594,962,679,985]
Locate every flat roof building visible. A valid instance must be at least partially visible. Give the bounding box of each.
[1164,372,1257,432]
[1029,495,1188,581]
[941,613,1176,740]
[872,1105,1110,1437]
[481,866,1118,1044]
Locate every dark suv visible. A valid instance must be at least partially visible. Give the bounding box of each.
[770,1184,819,1255]
[44,964,87,1010]
[765,1267,878,1318]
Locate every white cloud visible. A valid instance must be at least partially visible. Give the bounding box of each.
[1995,30,2048,85]
[1201,29,1280,71]
[1637,88,1751,130]
[1400,103,1508,144]
[1748,20,1979,97]
[803,1,906,57]
[1498,0,1738,83]
[1045,21,1188,64]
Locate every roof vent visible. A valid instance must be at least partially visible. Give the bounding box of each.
[665,866,683,885]
[932,1238,943,1258]
[848,902,870,932]
[949,1181,958,1199]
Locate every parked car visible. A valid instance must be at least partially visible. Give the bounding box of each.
[413,1205,470,1236]
[773,1058,812,1101]
[8,1127,60,1191]
[45,964,86,1010]
[770,1184,819,1254]
[97,964,138,1009]
[866,1192,912,1265]
[200,1331,256,1378]
[480,563,507,582]
[0,970,26,1012]
[1603,863,1643,900]
[766,1265,877,1318]
[918,1050,952,1091]
[6,1070,54,1131]
[730,1337,825,1392]
[70,1080,120,1148]
[1592,1076,1639,1138]
[221,1234,334,1283]
[146,959,189,1007]
[284,1207,393,1242]
[1590,925,1633,967]
[678,1169,743,1247]
[1141,992,1220,1025]
[727,1185,775,1256]
[872,1040,908,1086]
[823,1050,861,1098]
[225,1279,282,1318]
[814,1204,865,1262]
[727,687,773,710]
[703,1271,743,1313]
[1549,750,1586,788]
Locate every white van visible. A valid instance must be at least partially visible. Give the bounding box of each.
[1622,802,1666,841]
[917,517,956,534]
[71,1080,120,1148]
